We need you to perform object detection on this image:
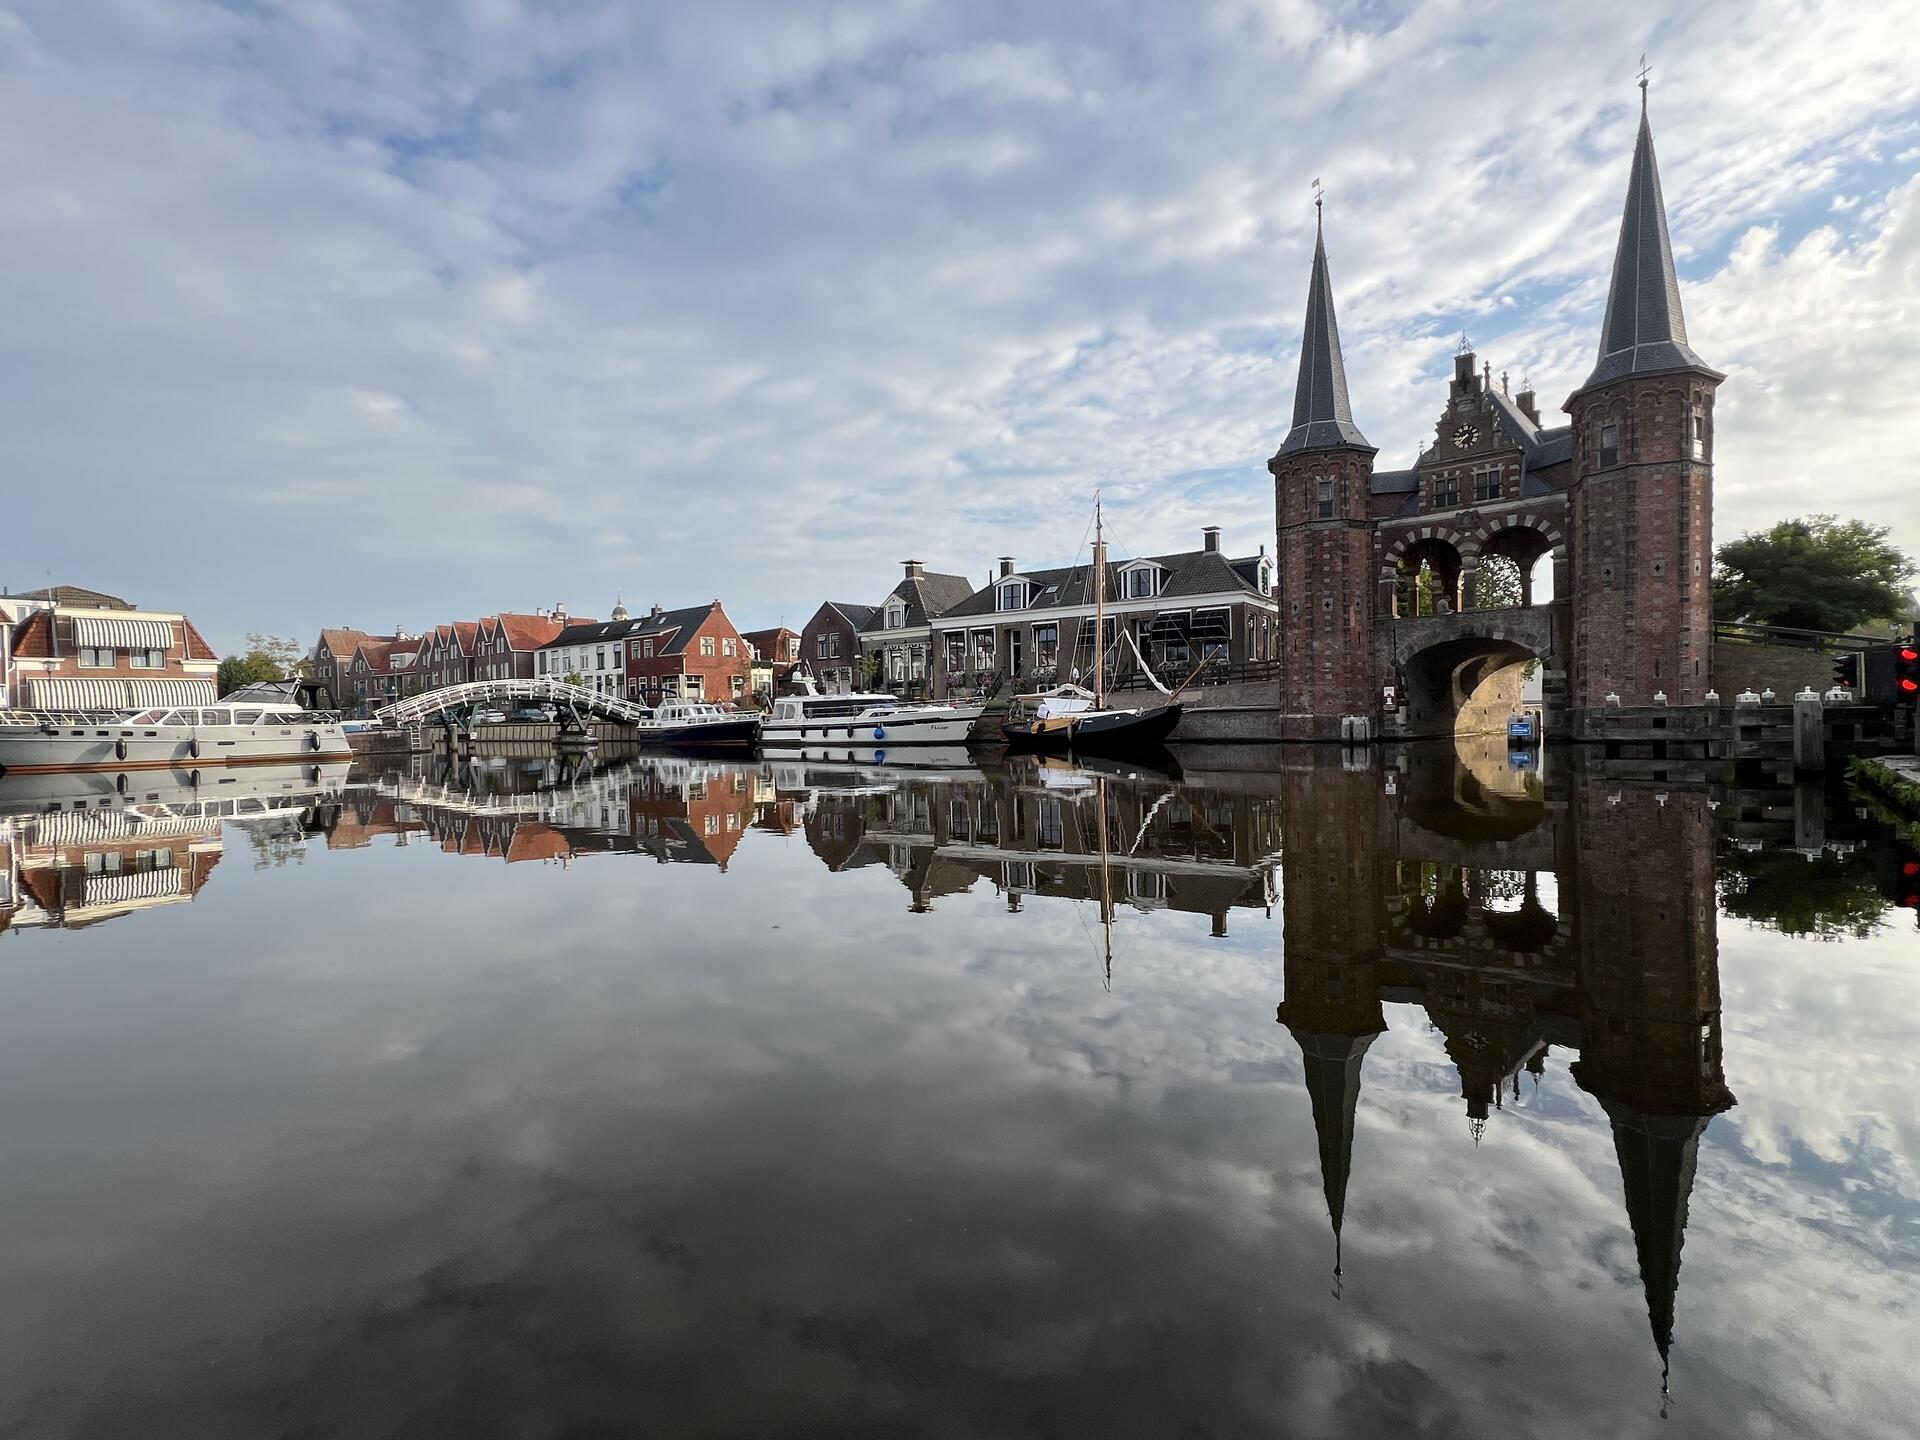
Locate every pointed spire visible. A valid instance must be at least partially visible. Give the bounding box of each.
[1285,1027,1379,1279]
[1278,204,1374,455]
[1578,91,1722,394]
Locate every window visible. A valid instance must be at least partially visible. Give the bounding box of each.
[1315,476,1333,519]
[1473,466,1500,502]
[643,638,654,658]
[887,605,905,630]
[1600,423,1619,467]
[722,637,736,657]
[731,674,745,698]
[817,634,830,658]
[1433,474,1459,509]
[1033,622,1059,670]
[1124,567,1157,599]
[700,636,716,657]
[78,646,112,668]
[595,651,605,670]
[129,648,165,668]
[828,633,841,658]
[1690,407,1706,459]
[945,632,966,672]
[998,581,1027,611]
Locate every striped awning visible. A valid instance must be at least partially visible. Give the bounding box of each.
[73,616,175,651]
[25,677,215,711]
[83,867,184,906]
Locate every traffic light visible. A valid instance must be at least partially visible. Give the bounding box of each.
[1832,652,1860,692]
[1897,638,1919,697]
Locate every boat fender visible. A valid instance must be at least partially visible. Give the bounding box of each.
[874,749,886,765]
[187,769,200,787]
[873,725,885,741]
[115,772,127,794]
[307,731,322,751]
[187,737,200,760]
[115,738,128,761]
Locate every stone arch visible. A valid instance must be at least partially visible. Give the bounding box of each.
[1392,533,1466,617]
[1397,631,1542,738]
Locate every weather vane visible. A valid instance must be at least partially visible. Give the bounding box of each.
[1312,176,1324,215]
[1638,53,1651,106]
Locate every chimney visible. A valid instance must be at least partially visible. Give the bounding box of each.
[998,556,1015,579]
[650,604,664,620]
[902,559,924,580]
[1202,526,1221,553]
[1515,385,1540,424]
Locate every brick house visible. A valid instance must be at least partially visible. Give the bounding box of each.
[926,531,1278,699]
[859,560,975,696]
[741,627,803,697]
[621,602,752,705]
[310,628,372,710]
[6,595,220,710]
[475,612,570,683]
[417,621,482,692]
[799,602,876,694]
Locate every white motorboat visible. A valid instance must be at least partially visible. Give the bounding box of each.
[0,693,351,777]
[762,671,984,749]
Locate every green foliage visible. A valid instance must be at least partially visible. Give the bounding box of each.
[1474,556,1524,610]
[563,671,586,688]
[1716,843,1885,940]
[1713,515,1916,632]
[217,633,309,696]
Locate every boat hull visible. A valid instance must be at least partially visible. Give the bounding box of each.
[761,708,982,748]
[1004,704,1183,755]
[0,718,351,776]
[657,718,761,753]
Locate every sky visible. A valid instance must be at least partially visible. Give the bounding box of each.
[2,0,1918,654]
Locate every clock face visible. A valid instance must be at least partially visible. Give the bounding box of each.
[1452,423,1480,447]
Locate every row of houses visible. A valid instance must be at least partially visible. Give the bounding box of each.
[1,585,219,711]
[799,527,1278,699]
[310,599,803,714]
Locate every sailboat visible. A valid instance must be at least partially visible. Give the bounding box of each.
[1002,497,1184,755]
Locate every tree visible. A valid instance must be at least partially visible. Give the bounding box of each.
[1716,844,1886,940]
[1713,515,1916,632]
[1474,555,1525,610]
[216,633,309,696]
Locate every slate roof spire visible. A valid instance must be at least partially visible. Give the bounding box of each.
[1578,89,1723,394]
[1277,202,1374,455]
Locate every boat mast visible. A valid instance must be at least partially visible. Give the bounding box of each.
[1097,772,1113,990]
[1092,494,1106,709]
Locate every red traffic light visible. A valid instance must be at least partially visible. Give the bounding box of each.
[1905,861,1920,878]
[1901,647,1919,662]
[1902,678,1920,694]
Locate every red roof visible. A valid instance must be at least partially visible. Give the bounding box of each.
[494,613,572,651]
[352,638,397,673]
[11,610,53,658]
[318,627,371,659]
[452,620,480,653]
[507,823,573,863]
[180,618,217,662]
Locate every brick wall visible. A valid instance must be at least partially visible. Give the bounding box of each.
[1710,638,1832,699]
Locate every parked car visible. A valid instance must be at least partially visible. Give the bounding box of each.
[508,706,556,724]
[471,706,508,725]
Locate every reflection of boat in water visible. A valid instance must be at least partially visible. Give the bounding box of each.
[781,743,979,771]
[0,685,350,777]
[1018,747,1184,786]
[1001,499,1183,757]
[0,761,351,937]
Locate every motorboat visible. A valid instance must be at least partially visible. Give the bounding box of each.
[646,698,761,753]
[761,670,985,749]
[1000,499,1184,757]
[0,693,351,777]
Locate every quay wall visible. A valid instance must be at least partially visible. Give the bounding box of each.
[1710,638,1834,701]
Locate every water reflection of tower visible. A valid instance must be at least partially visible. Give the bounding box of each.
[1273,759,1733,1394]
[1273,758,1387,1291]
[1568,787,1734,1400]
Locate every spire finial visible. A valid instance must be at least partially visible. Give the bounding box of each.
[1637,54,1651,111]
[1312,176,1324,223]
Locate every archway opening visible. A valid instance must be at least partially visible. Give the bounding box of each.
[1400,634,1541,738]
[1477,525,1555,608]
[1395,537,1464,617]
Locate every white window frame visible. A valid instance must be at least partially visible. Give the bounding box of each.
[997,581,1027,612]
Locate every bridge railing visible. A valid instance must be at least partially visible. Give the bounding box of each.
[372,677,656,728]
[1712,620,1877,652]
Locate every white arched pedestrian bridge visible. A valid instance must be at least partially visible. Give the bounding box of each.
[372,678,655,728]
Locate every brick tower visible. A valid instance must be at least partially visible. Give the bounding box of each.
[1566,88,1724,719]
[1270,205,1379,740]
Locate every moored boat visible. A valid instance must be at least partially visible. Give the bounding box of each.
[761,671,985,749]
[0,695,351,777]
[647,698,761,753]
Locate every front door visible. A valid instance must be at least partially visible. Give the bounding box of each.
[1009,630,1024,677]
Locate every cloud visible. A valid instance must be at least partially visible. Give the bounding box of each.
[0,0,1916,650]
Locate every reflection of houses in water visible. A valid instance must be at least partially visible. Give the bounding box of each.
[806,767,1286,926]
[357,758,756,869]
[1275,759,1732,1397]
[0,763,349,937]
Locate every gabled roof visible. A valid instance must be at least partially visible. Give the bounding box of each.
[1485,388,1575,472]
[351,638,396,672]
[11,609,53,658]
[820,602,878,632]
[937,548,1271,621]
[1276,210,1373,456]
[1576,97,1722,396]
[546,617,646,648]
[317,627,371,660]
[180,618,216,662]
[862,572,975,632]
[10,585,133,609]
[495,613,572,651]
[630,603,727,657]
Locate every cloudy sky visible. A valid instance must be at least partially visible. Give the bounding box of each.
[2,0,1917,651]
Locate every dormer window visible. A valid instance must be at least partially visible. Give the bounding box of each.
[997,581,1028,611]
[1119,563,1161,600]
[886,604,906,630]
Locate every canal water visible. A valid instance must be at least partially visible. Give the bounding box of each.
[0,748,1913,1438]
